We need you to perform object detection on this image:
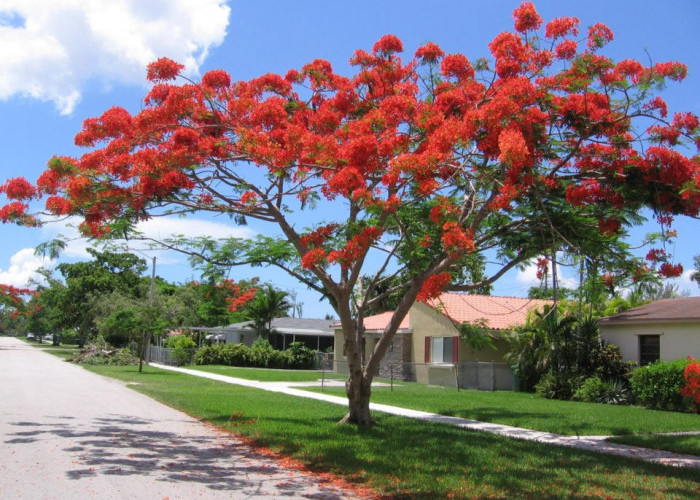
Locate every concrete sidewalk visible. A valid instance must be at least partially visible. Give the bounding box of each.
[0,337,362,500]
[152,363,700,469]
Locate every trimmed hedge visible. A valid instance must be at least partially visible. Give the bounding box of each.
[193,339,317,370]
[629,359,692,412]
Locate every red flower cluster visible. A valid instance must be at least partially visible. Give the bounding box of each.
[146,57,184,82]
[416,273,451,302]
[679,358,700,412]
[1,177,36,200]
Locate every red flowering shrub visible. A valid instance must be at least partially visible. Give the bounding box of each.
[679,358,700,412]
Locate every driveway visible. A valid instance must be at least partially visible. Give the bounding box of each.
[0,337,361,500]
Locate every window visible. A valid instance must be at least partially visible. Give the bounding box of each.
[639,335,660,365]
[425,336,458,364]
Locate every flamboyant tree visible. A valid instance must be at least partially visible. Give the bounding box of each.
[2,2,699,425]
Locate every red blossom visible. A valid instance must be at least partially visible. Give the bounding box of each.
[587,23,614,50]
[301,248,326,269]
[440,54,474,81]
[417,273,452,302]
[146,57,184,82]
[512,2,542,33]
[45,196,73,215]
[415,42,444,63]
[658,262,683,277]
[202,69,231,89]
[372,34,403,55]
[545,16,580,38]
[679,359,700,412]
[1,177,36,200]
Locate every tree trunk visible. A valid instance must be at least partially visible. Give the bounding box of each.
[340,373,375,426]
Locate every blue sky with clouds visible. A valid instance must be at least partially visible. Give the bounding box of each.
[1,0,698,318]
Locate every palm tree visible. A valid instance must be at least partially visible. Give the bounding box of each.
[244,285,292,338]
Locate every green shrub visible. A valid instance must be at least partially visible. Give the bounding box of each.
[193,339,317,370]
[286,342,316,369]
[573,376,631,405]
[220,343,252,366]
[629,359,692,412]
[59,329,79,345]
[573,376,608,403]
[193,345,220,365]
[250,337,277,367]
[165,335,197,366]
[535,370,584,400]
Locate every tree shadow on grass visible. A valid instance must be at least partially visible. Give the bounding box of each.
[242,413,700,499]
[4,414,350,498]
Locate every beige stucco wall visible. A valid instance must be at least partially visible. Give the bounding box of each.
[599,321,700,363]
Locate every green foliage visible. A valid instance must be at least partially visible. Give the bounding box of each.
[508,309,634,401]
[59,329,79,345]
[286,341,316,369]
[629,359,693,412]
[193,339,317,370]
[457,320,496,351]
[243,284,291,337]
[535,370,584,400]
[573,376,632,405]
[250,337,285,367]
[165,334,197,366]
[194,343,251,366]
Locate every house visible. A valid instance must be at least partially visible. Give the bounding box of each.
[333,293,550,390]
[189,317,335,351]
[598,297,700,365]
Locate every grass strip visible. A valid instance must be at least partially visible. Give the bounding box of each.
[303,380,700,438]
[189,364,346,382]
[84,364,700,499]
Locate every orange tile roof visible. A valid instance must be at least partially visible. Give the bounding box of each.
[359,293,550,332]
[362,311,411,331]
[427,293,551,330]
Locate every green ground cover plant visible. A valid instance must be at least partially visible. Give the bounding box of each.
[82,364,700,499]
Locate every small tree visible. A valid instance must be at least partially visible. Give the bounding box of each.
[243,284,292,338]
[2,3,699,425]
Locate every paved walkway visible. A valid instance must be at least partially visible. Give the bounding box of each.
[0,337,362,500]
[152,363,700,469]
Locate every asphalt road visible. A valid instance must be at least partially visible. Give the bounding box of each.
[0,337,359,500]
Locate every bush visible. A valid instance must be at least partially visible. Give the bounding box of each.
[165,335,197,366]
[193,339,317,370]
[629,359,692,412]
[535,370,584,400]
[286,342,316,369]
[59,329,79,345]
[573,376,631,405]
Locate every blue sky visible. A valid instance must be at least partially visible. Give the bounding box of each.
[1,0,698,318]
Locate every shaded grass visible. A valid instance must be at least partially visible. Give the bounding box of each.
[84,364,700,499]
[305,381,700,437]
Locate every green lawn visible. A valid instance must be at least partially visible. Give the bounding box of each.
[302,381,700,438]
[189,364,346,382]
[82,364,700,499]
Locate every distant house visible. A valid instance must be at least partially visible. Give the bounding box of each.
[333,293,549,390]
[599,297,700,365]
[189,317,335,351]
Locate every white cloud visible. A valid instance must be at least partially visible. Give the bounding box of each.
[38,214,255,263]
[0,248,52,288]
[515,258,578,291]
[0,0,230,114]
